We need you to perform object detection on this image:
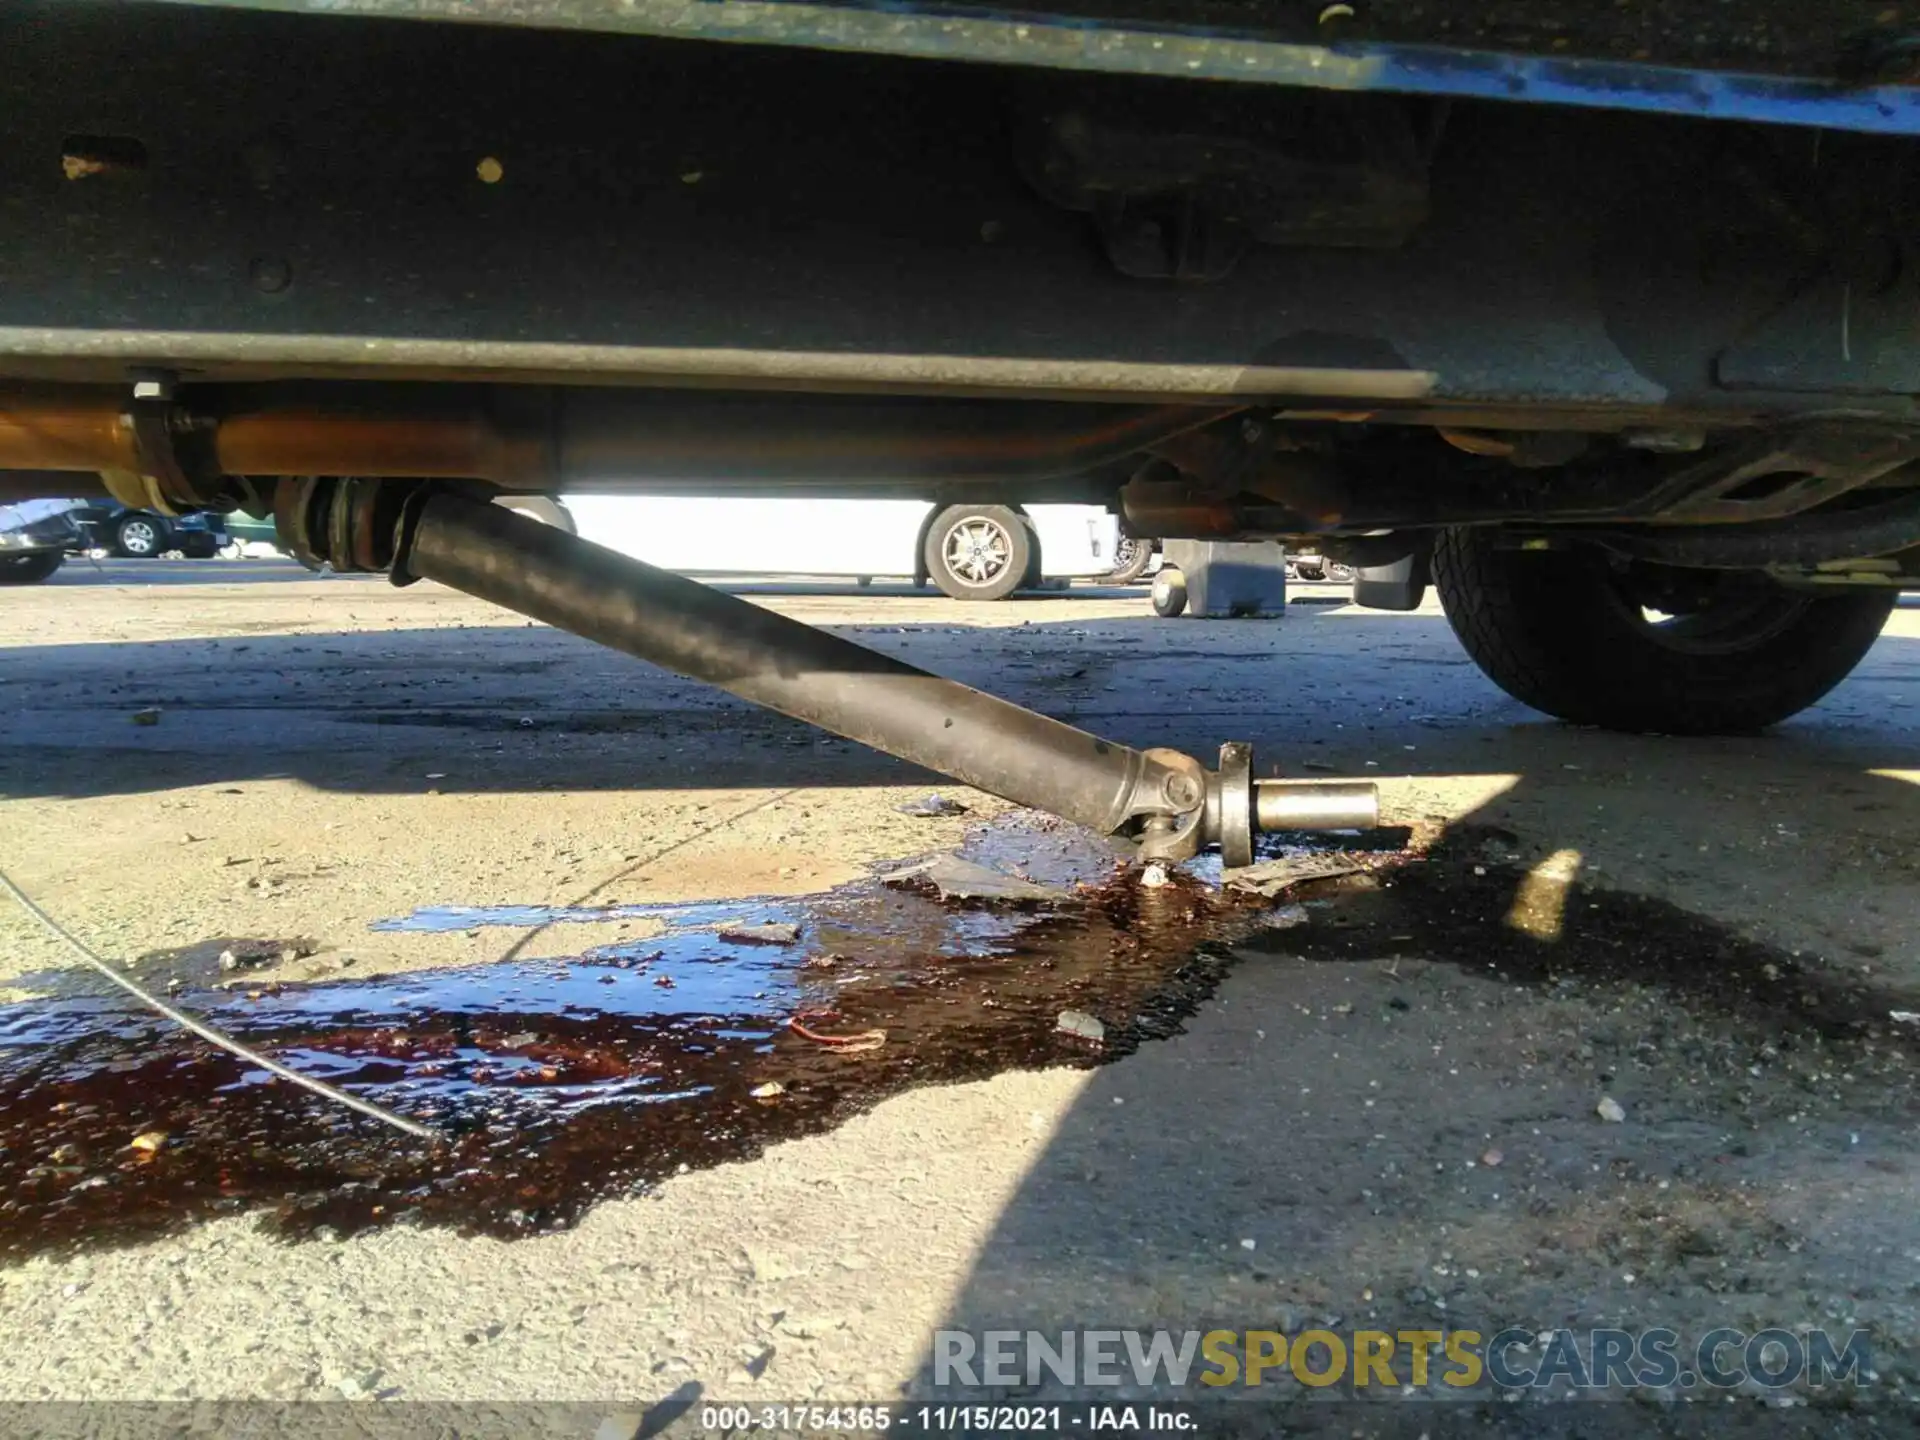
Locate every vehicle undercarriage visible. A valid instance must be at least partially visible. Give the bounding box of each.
[5,0,1918,853]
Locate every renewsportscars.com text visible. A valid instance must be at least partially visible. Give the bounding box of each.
[932,1326,1873,1393]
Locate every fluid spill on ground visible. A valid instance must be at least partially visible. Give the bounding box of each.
[1269,829,1920,1048]
[0,814,1332,1259]
[8,819,1911,1263]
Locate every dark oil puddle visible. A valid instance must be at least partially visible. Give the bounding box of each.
[0,814,1338,1261]
[12,818,1900,1265]
[1270,827,1920,1054]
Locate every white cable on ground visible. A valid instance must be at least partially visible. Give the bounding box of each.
[0,866,439,1142]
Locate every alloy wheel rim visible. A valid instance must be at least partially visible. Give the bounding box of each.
[943,518,1012,586]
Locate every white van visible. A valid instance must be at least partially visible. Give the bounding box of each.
[552,497,1145,600]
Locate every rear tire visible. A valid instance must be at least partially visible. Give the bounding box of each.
[924,505,1033,601]
[0,552,62,584]
[1431,527,1895,734]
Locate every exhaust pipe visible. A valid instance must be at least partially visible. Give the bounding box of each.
[0,382,1219,501]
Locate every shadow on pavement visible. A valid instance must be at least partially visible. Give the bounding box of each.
[46,558,320,587]
[855,634,1920,1427]
[902,819,1920,1428]
[2,604,1914,802]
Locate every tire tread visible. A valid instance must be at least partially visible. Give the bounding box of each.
[1431,528,1894,733]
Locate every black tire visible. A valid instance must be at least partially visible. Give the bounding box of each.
[924,504,1034,601]
[114,512,169,558]
[1108,536,1156,584]
[0,552,63,584]
[179,532,219,559]
[1150,566,1188,618]
[1431,527,1896,734]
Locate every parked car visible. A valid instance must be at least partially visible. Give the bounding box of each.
[217,510,277,551]
[1286,552,1357,584]
[558,497,1125,601]
[214,508,311,562]
[68,502,224,559]
[0,500,82,584]
[1106,535,1159,584]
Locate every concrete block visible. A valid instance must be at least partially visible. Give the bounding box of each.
[1161,540,1288,617]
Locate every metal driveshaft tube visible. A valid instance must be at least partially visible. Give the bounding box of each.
[396,491,1376,860]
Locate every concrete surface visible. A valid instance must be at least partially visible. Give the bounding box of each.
[0,557,1917,1421]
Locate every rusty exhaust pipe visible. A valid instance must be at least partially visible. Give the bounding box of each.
[0,383,1223,501]
[0,387,141,474]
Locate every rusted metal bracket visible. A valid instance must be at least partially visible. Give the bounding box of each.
[98,372,239,518]
[1629,421,1920,526]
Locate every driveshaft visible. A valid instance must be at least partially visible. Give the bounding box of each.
[395,490,1377,862]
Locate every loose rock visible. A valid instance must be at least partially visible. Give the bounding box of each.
[894,794,969,818]
[883,855,1066,904]
[719,922,801,946]
[218,938,316,972]
[1056,1010,1106,1042]
[1224,854,1366,898]
[1596,1096,1627,1123]
[331,1370,383,1401]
